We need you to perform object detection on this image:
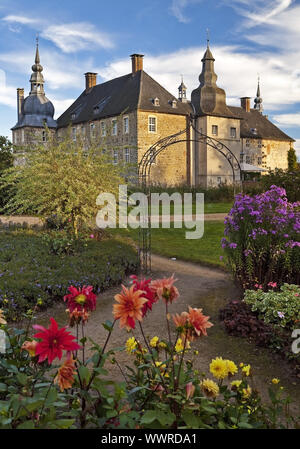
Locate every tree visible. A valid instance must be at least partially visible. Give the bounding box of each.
[287,147,298,172]
[0,136,14,173]
[0,131,125,237]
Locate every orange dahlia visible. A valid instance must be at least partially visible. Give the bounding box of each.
[21,340,38,357]
[54,356,76,392]
[67,307,90,327]
[150,275,179,304]
[186,306,213,339]
[113,284,148,330]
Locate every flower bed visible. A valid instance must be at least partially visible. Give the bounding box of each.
[0,277,299,429]
[222,185,300,289]
[0,230,138,320]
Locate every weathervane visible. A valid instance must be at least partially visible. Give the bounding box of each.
[206,28,210,46]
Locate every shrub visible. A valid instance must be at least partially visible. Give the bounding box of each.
[244,284,300,331]
[0,277,298,429]
[222,185,300,289]
[0,131,124,237]
[261,169,300,203]
[0,230,138,320]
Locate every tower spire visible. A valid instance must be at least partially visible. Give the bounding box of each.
[178,74,187,102]
[254,76,263,113]
[30,37,44,95]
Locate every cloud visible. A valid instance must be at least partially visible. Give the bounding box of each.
[169,0,191,23]
[0,69,16,108]
[41,22,114,53]
[272,113,300,127]
[2,14,38,25]
[1,15,115,53]
[98,45,300,111]
[169,0,203,23]
[226,0,293,27]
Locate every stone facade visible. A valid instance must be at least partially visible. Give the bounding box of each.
[137,111,189,185]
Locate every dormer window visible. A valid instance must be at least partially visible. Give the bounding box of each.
[71,113,76,120]
[171,99,177,108]
[153,97,160,107]
[250,128,257,135]
[93,106,99,115]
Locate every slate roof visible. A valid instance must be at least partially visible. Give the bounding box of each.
[57,70,192,128]
[228,106,294,142]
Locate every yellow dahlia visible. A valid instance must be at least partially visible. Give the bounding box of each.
[125,337,137,354]
[231,380,242,391]
[242,364,251,377]
[272,378,280,385]
[226,360,238,377]
[209,357,228,380]
[242,385,252,399]
[200,378,219,398]
[150,336,159,348]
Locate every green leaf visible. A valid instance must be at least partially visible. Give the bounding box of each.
[17,421,35,429]
[77,365,91,384]
[52,419,75,429]
[17,373,28,386]
[141,410,176,427]
[0,383,7,392]
[182,410,201,428]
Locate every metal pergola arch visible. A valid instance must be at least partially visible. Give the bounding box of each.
[137,115,242,273]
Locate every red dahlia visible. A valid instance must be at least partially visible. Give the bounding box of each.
[130,275,157,317]
[63,285,97,313]
[33,317,81,364]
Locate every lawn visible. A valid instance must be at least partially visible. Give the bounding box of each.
[110,220,225,269]
[0,230,138,319]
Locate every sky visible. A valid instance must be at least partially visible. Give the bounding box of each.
[0,0,300,159]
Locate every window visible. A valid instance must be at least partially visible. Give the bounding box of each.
[148,116,157,133]
[90,123,95,137]
[71,113,76,120]
[246,139,250,147]
[112,119,117,136]
[212,125,218,136]
[217,177,222,185]
[72,127,76,142]
[230,127,236,138]
[42,130,46,142]
[257,156,262,165]
[258,140,262,148]
[113,149,118,165]
[81,125,86,137]
[101,121,106,137]
[246,155,251,164]
[153,97,160,106]
[124,147,130,163]
[240,153,244,163]
[171,99,177,108]
[123,116,129,134]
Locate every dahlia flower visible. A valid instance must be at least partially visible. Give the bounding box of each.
[150,275,179,304]
[200,379,219,399]
[209,357,229,380]
[33,317,81,364]
[173,307,213,341]
[63,285,97,313]
[54,356,76,392]
[186,382,195,400]
[113,284,148,330]
[21,340,38,357]
[125,337,137,354]
[131,275,157,317]
[67,307,90,327]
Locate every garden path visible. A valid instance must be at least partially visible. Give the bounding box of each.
[36,254,300,412]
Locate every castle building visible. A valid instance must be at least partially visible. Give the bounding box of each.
[12,42,294,186]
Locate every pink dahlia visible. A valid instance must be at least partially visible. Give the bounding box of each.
[150,274,179,304]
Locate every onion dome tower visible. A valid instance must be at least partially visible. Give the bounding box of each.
[11,38,56,145]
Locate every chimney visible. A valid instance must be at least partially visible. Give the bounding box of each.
[240,97,251,112]
[130,54,144,73]
[84,72,97,93]
[17,88,24,120]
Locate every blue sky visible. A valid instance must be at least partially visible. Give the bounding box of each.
[0,0,300,158]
